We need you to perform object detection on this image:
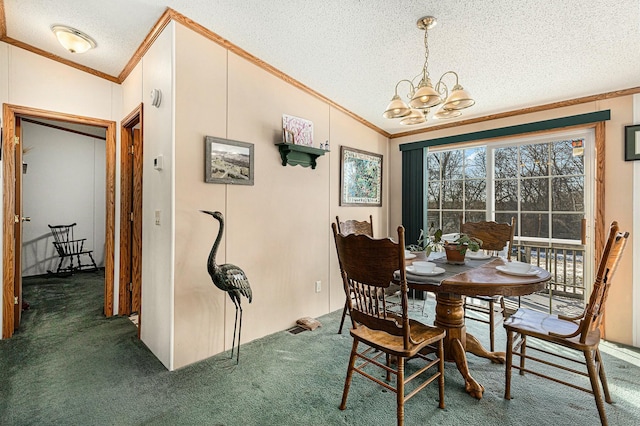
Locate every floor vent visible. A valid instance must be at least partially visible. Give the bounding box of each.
[287,326,307,335]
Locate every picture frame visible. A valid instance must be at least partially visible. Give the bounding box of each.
[624,124,640,161]
[282,114,313,146]
[340,146,383,207]
[204,136,254,185]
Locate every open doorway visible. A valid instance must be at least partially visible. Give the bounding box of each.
[21,117,107,276]
[2,104,116,338]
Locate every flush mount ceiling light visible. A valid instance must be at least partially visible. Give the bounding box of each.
[51,25,97,53]
[383,16,475,125]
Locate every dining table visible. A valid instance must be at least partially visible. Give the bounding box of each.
[396,254,551,399]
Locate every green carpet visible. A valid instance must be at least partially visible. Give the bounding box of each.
[1,273,640,425]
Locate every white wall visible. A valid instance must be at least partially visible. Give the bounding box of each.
[139,23,175,369]
[170,23,388,369]
[122,61,143,116]
[21,122,106,276]
[0,43,8,102]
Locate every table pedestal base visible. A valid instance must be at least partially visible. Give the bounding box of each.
[434,293,505,399]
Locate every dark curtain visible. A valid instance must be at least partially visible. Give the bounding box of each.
[401,149,423,246]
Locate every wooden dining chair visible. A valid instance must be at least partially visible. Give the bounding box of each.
[332,223,445,426]
[460,216,515,351]
[335,215,374,334]
[504,221,628,426]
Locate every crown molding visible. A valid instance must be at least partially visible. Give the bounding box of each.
[0,35,119,83]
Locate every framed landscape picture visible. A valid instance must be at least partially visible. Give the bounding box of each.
[204,136,254,185]
[624,124,640,161]
[340,146,383,206]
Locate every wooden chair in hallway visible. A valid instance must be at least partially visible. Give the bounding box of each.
[332,223,445,426]
[460,216,515,352]
[335,215,373,334]
[48,223,98,275]
[504,221,629,426]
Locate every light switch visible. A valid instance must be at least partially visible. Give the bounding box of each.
[155,210,161,225]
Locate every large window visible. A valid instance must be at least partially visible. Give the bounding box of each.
[426,132,590,243]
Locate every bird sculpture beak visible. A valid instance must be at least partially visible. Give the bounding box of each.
[200,210,215,216]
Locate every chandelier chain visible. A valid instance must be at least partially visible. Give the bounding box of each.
[422,26,430,82]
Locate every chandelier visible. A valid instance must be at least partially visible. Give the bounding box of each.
[383,16,475,125]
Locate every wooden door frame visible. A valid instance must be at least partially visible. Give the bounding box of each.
[13,117,23,330]
[2,103,116,338]
[118,104,143,317]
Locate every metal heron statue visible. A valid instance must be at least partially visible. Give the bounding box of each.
[201,210,253,363]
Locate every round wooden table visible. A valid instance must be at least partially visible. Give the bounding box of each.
[406,257,551,399]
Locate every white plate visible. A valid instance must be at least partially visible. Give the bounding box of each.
[465,251,492,260]
[496,265,539,277]
[405,253,416,260]
[406,266,445,276]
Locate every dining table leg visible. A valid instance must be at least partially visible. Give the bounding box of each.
[466,333,506,363]
[434,293,485,399]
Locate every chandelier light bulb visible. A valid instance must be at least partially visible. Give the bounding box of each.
[383,95,411,119]
[442,85,476,110]
[409,82,442,109]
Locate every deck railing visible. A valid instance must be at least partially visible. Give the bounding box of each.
[509,240,586,315]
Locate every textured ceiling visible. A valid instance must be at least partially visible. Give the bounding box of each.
[3,0,640,135]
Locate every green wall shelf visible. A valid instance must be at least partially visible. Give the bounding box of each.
[276,143,328,169]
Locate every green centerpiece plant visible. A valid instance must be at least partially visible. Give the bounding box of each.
[450,233,482,254]
[405,224,444,256]
[406,223,482,263]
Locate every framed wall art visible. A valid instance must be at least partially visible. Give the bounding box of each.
[282,114,313,146]
[624,124,640,161]
[340,146,383,207]
[204,136,254,185]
